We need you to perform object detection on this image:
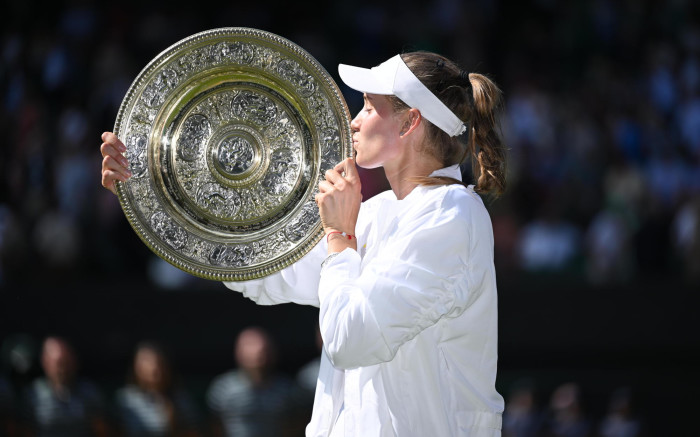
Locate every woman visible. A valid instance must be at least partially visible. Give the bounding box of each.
[101,51,506,436]
[115,342,201,437]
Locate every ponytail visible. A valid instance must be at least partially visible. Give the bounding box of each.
[467,73,507,196]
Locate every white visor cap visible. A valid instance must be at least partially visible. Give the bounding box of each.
[338,54,467,137]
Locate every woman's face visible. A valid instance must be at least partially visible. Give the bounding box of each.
[350,94,404,169]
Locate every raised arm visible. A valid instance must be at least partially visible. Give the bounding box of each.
[318,191,484,369]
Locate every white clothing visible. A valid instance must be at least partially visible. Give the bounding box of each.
[225,165,504,437]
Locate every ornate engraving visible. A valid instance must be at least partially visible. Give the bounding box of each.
[232,42,255,64]
[277,59,316,96]
[231,91,278,126]
[262,148,298,195]
[131,178,157,217]
[321,127,342,168]
[253,232,290,262]
[195,183,241,218]
[284,202,319,242]
[150,211,188,250]
[189,47,210,70]
[202,93,230,126]
[126,134,149,177]
[236,188,266,220]
[217,136,255,175]
[210,42,231,64]
[178,114,211,161]
[141,68,178,108]
[209,244,255,267]
[307,93,335,131]
[130,108,154,126]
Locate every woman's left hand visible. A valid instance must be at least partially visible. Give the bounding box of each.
[316,158,362,246]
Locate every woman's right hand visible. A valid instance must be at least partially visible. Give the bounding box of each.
[100,132,132,195]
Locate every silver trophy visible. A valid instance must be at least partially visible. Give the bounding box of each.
[114,28,352,281]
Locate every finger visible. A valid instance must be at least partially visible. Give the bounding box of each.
[332,160,346,175]
[103,155,132,179]
[102,169,127,194]
[103,180,116,196]
[318,180,333,194]
[324,168,343,184]
[101,132,127,153]
[100,143,129,168]
[324,170,348,191]
[103,168,129,185]
[334,157,359,180]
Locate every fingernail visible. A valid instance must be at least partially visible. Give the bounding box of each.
[121,158,129,167]
[119,144,127,152]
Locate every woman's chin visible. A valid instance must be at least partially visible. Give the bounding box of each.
[354,155,379,170]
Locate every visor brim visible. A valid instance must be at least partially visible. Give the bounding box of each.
[338,64,393,95]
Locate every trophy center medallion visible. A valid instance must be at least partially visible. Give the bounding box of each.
[217,134,255,176]
[210,127,262,181]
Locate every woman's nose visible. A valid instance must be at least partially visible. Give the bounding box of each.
[350,113,362,132]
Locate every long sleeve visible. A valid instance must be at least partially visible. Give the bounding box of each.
[318,188,477,369]
[223,238,326,307]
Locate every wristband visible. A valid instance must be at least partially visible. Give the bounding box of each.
[326,231,354,243]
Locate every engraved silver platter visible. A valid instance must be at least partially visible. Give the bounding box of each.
[114,28,352,281]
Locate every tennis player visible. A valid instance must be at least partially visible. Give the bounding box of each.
[101,50,507,437]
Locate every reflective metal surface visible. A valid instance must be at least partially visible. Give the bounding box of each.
[114,28,352,281]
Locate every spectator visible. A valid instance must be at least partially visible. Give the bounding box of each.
[517,204,581,273]
[541,382,591,437]
[584,207,634,285]
[602,160,645,230]
[598,387,647,437]
[206,327,306,437]
[502,379,543,437]
[115,341,201,437]
[22,336,109,437]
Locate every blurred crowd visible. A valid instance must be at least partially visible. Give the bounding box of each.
[1,0,699,289]
[0,332,652,437]
[0,330,315,437]
[491,0,700,287]
[501,380,650,437]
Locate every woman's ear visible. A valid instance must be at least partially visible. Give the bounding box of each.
[400,108,422,137]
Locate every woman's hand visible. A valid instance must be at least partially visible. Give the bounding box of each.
[100,132,131,195]
[316,158,362,253]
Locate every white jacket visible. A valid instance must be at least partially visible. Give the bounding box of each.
[225,165,504,437]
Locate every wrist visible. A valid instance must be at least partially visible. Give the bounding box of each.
[326,231,357,254]
[326,230,355,242]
